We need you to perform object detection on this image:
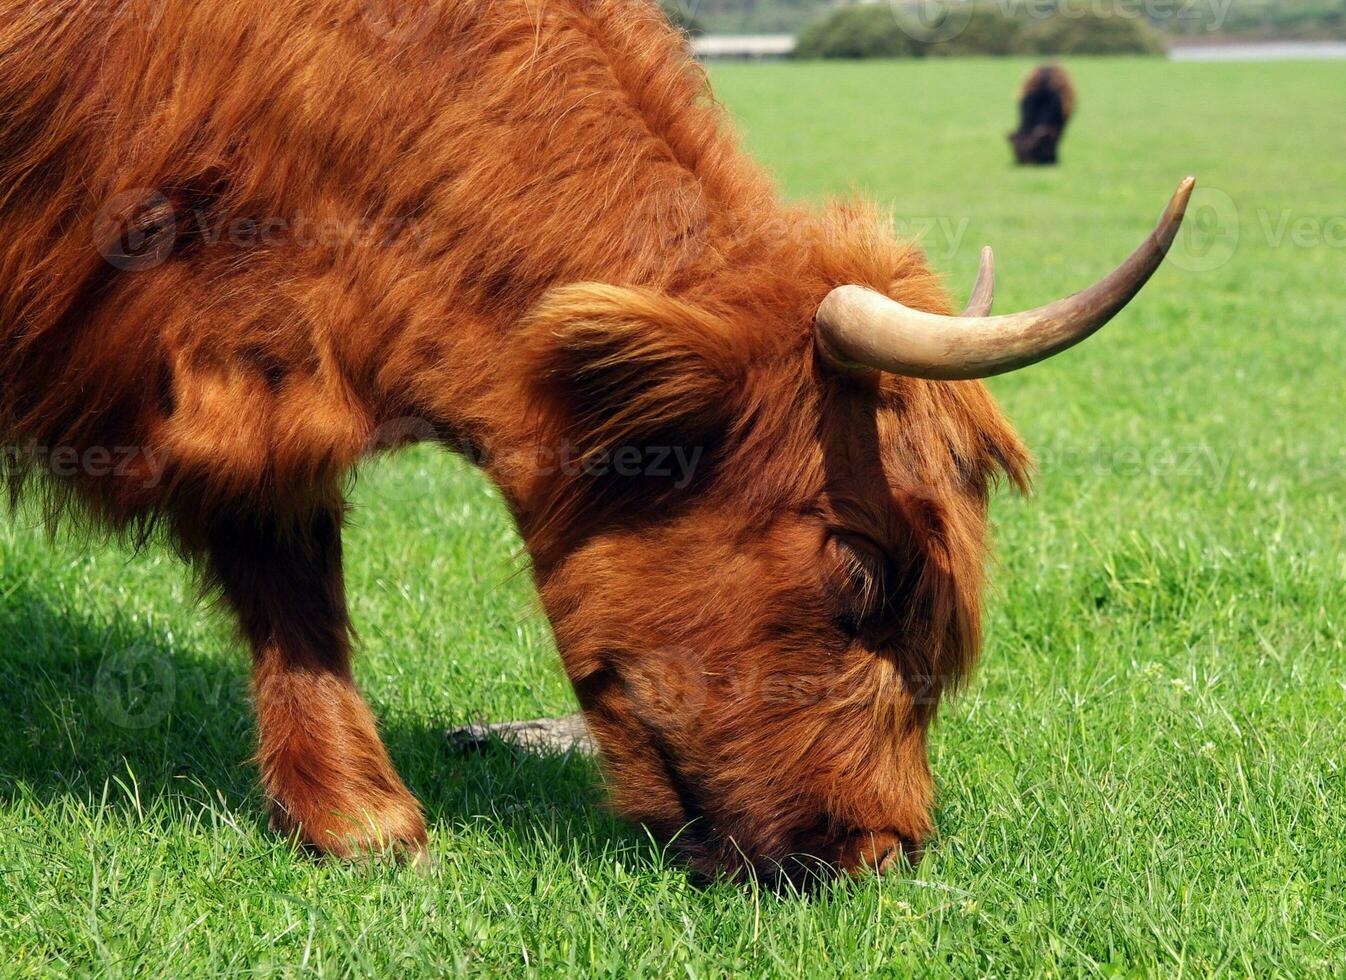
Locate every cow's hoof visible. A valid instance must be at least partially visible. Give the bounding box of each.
[268,793,429,866]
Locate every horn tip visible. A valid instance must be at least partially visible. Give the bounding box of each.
[1170,176,1197,215]
[977,245,994,278]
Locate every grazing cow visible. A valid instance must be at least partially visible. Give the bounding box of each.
[1010,65,1075,165]
[0,0,1190,882]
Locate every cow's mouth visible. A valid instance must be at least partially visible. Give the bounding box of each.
[572,666,734,869]
[571,667,919,885]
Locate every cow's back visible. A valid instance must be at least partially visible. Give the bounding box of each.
[0,0,777,541]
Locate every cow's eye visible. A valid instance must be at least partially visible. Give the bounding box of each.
[825,532,888,625]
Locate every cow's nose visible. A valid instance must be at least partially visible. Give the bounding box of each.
[875,846,903,875]
[832,829,912,876]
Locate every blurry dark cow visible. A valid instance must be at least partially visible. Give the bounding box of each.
[1010,65,1075,165]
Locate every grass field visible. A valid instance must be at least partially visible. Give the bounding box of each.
[2,57,1345,975]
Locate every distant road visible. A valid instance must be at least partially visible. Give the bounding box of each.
[693,36,1346,61]
[1169,41,1346,61]
[693,35,795,59]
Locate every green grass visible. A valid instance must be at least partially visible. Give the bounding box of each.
[3,57,1345,975]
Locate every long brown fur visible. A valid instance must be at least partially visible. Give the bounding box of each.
[0,0,1029,880]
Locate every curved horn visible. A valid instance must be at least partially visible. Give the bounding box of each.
[962,245,995,316]
[814,177,1195,380]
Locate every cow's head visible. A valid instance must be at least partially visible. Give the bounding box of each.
[508,180,1192,884]
[1011,126,1064,165]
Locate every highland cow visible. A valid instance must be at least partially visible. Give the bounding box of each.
[1010,65,1075,166]
[0,0,1190,882]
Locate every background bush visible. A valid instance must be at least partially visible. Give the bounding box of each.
[794,6,921,59]
[1167,0,1346,39]
[922,5,1022,57]
[692,0,1346,38]
[659,0,706,37]
[1012,9,1168,56]
[793,2,1168,59]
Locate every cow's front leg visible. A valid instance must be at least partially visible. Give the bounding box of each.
[207,508,427,861]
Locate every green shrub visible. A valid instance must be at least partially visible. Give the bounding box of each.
[1167,0,1346,40]
[921,4,1021,57]
[793,1,1169,58]
[793,5,922,59]
[659,0,706,37]
[684,0,1346,38]
[1012,7,1167,55]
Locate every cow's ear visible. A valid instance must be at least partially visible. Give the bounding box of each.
[514,283,751,460]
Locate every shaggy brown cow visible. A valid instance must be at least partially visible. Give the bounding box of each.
[0,0,1190,882]
[1010,65,1076,166]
